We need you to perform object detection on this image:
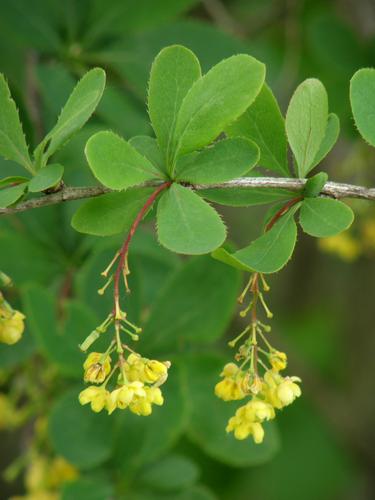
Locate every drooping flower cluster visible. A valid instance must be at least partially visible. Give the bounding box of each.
[215,273,302,444]
[79,324,170,417]
[0,293,25,345]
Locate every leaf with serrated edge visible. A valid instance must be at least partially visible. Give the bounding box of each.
[227,83,289,175]
[71,188,154,236]
[170,54,265,167]
[35,68,106,165]
[85,131,162,190]
[129,135,166,175]
[0,74,32,171]
[213,205,299,273]
[299,198,354,237]
[286,78,328,178]
[175,137,259,184]
[148,45,201,167]
[350,68,375,147]
[157,184,226,254]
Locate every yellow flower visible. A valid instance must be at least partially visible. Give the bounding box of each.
[83,352,111,384]
[263,370,301,409]
[144,359,169,384]
[129,386,164,416]
[125,353,170,385]
[226,399,274,443]
[276,378,302,406]
[270,350,287,371]
[0,310,25,345]
[106,381,146,414]
[220,362,240,377]
[215,363,247,401]
[78,386,109,412]
[215,378,246,401]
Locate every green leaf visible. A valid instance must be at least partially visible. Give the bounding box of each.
[148,45,201,165]
[49,389,115,469]
[350,68,375,147]
[311,113,340,168]
[0,176,29,188]
[71,188,154,236]
[286,79,328,178]
[85,131,162,190]
[227,83,289,175]
[35,68,106,165]
[28,163,64,192]
[181,353,280,466]
[0,74,32,171]
[299,198,354,237]
[303,172,328,198]
[139,454,199,492]
[0,183,26,208]
[175,137,259,184]
[212,205,299,273]
[129,135,166,174]
[140,256,240,353]
[157,184,226,254]
[171,54,265,164]
[62,478,114,500]
[199,187,297,207]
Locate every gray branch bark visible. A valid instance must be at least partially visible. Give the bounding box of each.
[1,177,375,216]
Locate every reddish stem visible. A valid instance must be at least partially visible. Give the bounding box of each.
[265,196,303,232]
[113,181,171,316]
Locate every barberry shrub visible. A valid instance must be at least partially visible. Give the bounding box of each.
[0,35,373,498]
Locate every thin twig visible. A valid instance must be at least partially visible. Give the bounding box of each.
[1,177,375,216]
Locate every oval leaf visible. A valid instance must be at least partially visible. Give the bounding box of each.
[0,183,27,208]
[71,188,154,236]
[286,79,328,178]
[148,45,201,164]
[171,54,265,164]
[213,206,299,274]
[311,113,340,168]
[85,131,162,190]
[350,68,375,147]
[299,197,354,237]
[157,184,226,254]
[0,74,32,171]
[28,163,64,192]
[227,83,289,175]
[175,137,259,184]
[36,68,106,163]
[49,390,115,469]
[129,135,166,174]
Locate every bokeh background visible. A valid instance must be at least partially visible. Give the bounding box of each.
[1,0,375,498]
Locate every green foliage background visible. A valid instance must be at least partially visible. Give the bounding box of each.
[1,0,375,498]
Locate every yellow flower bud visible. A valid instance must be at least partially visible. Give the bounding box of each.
[220,362,239,378]
[143,359,168,384]
[270,350,287,371]
[83,352,111,384]
[78,386,109,413]
[0,310,25,345]
[250,422,265,444]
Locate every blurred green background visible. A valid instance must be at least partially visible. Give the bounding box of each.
[1,0,375,498]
